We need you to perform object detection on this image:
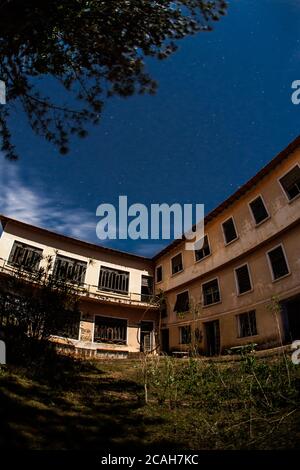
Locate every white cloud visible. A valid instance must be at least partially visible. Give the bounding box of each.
[0,154,97,242]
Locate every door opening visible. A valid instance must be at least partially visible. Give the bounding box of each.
[140,321,154,352]
[205,320,220,356]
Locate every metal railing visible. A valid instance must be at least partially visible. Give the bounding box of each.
[0,257,158,308]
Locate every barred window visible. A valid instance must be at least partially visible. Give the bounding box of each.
[53,255,87,285]
[98,266,129,294]
[94,316,127,344]
[52,311,81,340]
[8,241,42,271]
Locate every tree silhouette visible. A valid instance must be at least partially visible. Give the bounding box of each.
[0,0,227,159]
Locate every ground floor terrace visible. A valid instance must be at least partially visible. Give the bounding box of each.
[53,299,159,358]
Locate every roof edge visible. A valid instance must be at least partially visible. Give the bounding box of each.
[152,134,300,260]
[0,214,153,263]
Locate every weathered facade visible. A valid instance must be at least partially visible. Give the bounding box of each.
[0,218,158,357]
[155,136,300,355]
[1,136,300,356]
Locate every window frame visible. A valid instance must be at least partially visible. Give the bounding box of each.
[7,240,43,272]
[173,289,190,314]
[266,243,291,282]
[236,310,258,339]
[221,216,239,246]
[278,163,300,203]
[179,324,192,345]
[98,265,130,296]
[201,277,221,307]
[234,262,253,296]
[194,234,212,263]
[248,194,270,227]
[53,254,87,285]
[93,314,128,345]
[170,252,184,276]
[51,311,81,341]
[141,274,154,302]
[156,265,163,284]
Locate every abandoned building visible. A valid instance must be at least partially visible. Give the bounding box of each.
[0,135,300,356]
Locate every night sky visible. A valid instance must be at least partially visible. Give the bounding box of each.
[1,0,300,256]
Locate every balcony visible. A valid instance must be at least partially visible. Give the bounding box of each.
[0,257,158,309]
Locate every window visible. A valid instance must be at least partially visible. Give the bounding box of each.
[8,241,42,271]
[171,253,183,275]
[180,325,191,344]
[53,255,87,285]
[160,298,168,318]
[279,165,300,201]
[195,235,211,262]
[267,245,289,280]
[52,311,81,340]
[94,316,127,344]
[141,275,153,302]
[156,265,163,283]
[249,196,269,225]
[222,217,238,244]
[174,291,189,313]
[98,266,129,294]
[235,264,252,295]
[237,311,257,338]
[202,279,220,306]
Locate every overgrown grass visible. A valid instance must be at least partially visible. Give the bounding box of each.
[0,352,299,450]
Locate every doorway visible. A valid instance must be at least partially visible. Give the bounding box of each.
[205,320,220,356]
[140,321,154,352]
[282,295,300,342]
[161,328,169,354]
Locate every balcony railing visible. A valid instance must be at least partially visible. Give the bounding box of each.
[0,257,158,308]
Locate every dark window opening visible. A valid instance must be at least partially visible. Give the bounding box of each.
[94,316,127,344]
[222,218,238,244]
[195,235,211,261]
[203,279,220,306]
[141,275,153,302]
[8,241,42,272]
[171,253,183,275]
[235,264,252,294]
[156,265,163,283]
[180,325,191,344]
[174,291,189,313]
[268,246,289,280]
[52,311,81,340]
[238,310,257,338]
[250,196,269,225]
[280,166,300,200]
[53,255,87,285]
[160,298,168,318]
[98,266,129,294]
